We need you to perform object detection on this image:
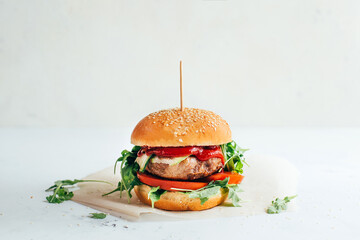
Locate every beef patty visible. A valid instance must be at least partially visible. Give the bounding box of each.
[145,156,223,180]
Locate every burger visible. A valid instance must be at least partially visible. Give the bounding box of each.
[105,108,247,211]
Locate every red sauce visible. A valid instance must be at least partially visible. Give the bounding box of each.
[138,146,225,164]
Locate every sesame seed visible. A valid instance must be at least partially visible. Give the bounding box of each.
[145,107,228,135]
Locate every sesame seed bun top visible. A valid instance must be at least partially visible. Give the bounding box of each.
[131,108,232,147]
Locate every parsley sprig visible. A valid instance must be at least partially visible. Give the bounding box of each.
[46,179,111,204]
[266,195,297,214]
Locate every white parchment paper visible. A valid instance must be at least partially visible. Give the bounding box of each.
[72,154,299,221]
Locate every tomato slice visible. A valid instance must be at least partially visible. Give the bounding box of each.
[139,146,225,164]
[137,172,208,191]
[202,172,244,184]
[137,171,245,191]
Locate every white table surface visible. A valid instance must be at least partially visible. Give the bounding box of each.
[0,127,359,239]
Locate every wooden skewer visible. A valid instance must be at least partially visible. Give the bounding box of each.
[180,60,184,111]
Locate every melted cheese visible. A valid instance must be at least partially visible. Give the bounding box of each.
[151,156,189,166]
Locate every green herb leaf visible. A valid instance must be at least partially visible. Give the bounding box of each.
[266,195,297,214]
[187,178,242,206]
[46,179,110,204]
[221,141,248,174]
[189,186,221,205]
[227,184,243,207]
[89,213,107,219]
[104,146,142,201]
[46,179,110,192]
[148,186,166,208]
[45,188,74,204]
[184,178,243,206]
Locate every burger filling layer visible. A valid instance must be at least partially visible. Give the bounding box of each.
[106,141,246,208]
[136,146,225,180]
[146,156,223,180]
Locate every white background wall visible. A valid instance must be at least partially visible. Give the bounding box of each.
[1,0,359,128]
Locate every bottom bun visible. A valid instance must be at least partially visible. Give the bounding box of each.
[134,184,228,211]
